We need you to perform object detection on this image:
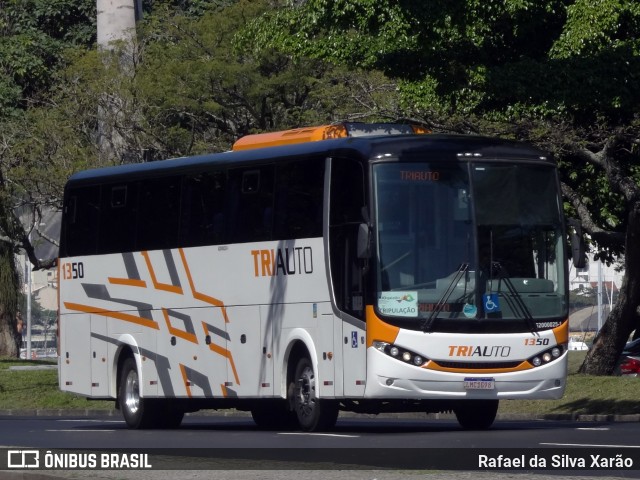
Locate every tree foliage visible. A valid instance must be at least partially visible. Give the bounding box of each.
[1,0,639,373]
[241,0,640,374]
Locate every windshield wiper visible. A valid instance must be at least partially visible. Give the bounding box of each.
[421,263,469,332]
[490,261,539,334]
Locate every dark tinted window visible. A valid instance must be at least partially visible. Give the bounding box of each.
[227,166,274,243]
[330,158,365,225]
[99,183,138,254]
[137,176,181,251]
[181,170,226,247]
[61,186,100,257]
[274,157,325,239]
[329,157,366,317]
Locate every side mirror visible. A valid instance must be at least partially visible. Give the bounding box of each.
[357,223,371,259]
[567,218,586,269]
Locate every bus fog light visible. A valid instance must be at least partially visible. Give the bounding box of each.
[543,353,552,362]
[402,352,411,362]
[386,378,394,386]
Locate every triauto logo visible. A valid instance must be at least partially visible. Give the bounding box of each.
[448,345,511,358]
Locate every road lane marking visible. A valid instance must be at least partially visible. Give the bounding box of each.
[57,420,123,423]
[541,442,640,448]
[46,429,117,432]
[278,432,359,438]
[576,427,610,431]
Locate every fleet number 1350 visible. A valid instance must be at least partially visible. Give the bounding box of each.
[62,261,84,280]
[524,338,549,346]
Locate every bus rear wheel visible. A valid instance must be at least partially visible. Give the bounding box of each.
[454,399,499,430]
[290,356,338,432]
[118,357,156,429]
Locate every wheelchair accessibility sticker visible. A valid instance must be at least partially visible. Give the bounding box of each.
[483,293,501,313]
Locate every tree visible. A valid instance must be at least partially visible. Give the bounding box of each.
[0,0,401,356]
[241,0,640,374]
[0,0,95,357]
[69,0,403,162]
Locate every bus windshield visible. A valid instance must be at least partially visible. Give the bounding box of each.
[373,162,566,330]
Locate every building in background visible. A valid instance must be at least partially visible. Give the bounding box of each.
[568,253,623,342]
[17,209,60,358]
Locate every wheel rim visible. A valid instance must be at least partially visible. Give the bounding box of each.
[295,364,317,419]
[124,369,140,414]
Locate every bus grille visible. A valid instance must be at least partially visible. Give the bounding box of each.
[433,360,522,370]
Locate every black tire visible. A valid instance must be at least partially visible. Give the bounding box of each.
[250,400,297,430]
[290,356,338,432]
[118,357,156,429]
[454,399,499,430]
[155,400,184,429]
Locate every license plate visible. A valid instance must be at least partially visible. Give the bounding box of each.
[463,377,495,390]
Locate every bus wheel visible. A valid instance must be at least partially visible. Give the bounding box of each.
[454,399,499,430]
[291,357,338,432]
[119,357,155,429]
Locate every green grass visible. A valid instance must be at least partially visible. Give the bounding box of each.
[0,358,112,411]
[500,351,640,416]
[1,352,640,416]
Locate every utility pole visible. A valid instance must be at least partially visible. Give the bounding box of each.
[96,0,138,49]
[96,0,140,164]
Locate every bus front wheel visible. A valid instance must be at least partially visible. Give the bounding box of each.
[454,399,499,430]
[290,356,338,432]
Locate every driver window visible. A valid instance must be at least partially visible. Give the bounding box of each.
[329,158,365,318]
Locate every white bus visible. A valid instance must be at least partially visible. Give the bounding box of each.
[58,123,572,431]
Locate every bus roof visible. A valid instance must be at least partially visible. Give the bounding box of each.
[65,133,552,188]
[231,123,429,151]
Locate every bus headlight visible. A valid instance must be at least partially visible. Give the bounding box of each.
[372,341,428,367]
[528,344,565,368]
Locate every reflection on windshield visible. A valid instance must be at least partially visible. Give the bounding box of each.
[374,162,566,329]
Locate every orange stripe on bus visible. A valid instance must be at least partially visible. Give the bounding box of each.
[179,248,230,323]
[424,360,532,374]
[56,260,61,356]
[162,308,198,344]
[108,277,147,288]
[63,302,160,330]
[141,251,184,294]
[365,305,400,348]
[179,364,192,398]
[201,321,240,385]
[553,320,569,345]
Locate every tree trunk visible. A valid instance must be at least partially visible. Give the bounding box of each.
[580,205,640,375]
[0,241,21,357]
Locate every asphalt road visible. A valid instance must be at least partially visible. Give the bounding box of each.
[2,414,640,479]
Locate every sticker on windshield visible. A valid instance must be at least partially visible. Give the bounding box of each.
[378,291,418,317]
[462,303,477,318]
[483,293,501,313]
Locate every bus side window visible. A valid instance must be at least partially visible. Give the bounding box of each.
[227,166,274,243]
[137,176,181,251]
[181,170,226,247]
[274,157,324,240]
[329,157,366,318]
[98,183,138,254]
[62,187,100,257]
